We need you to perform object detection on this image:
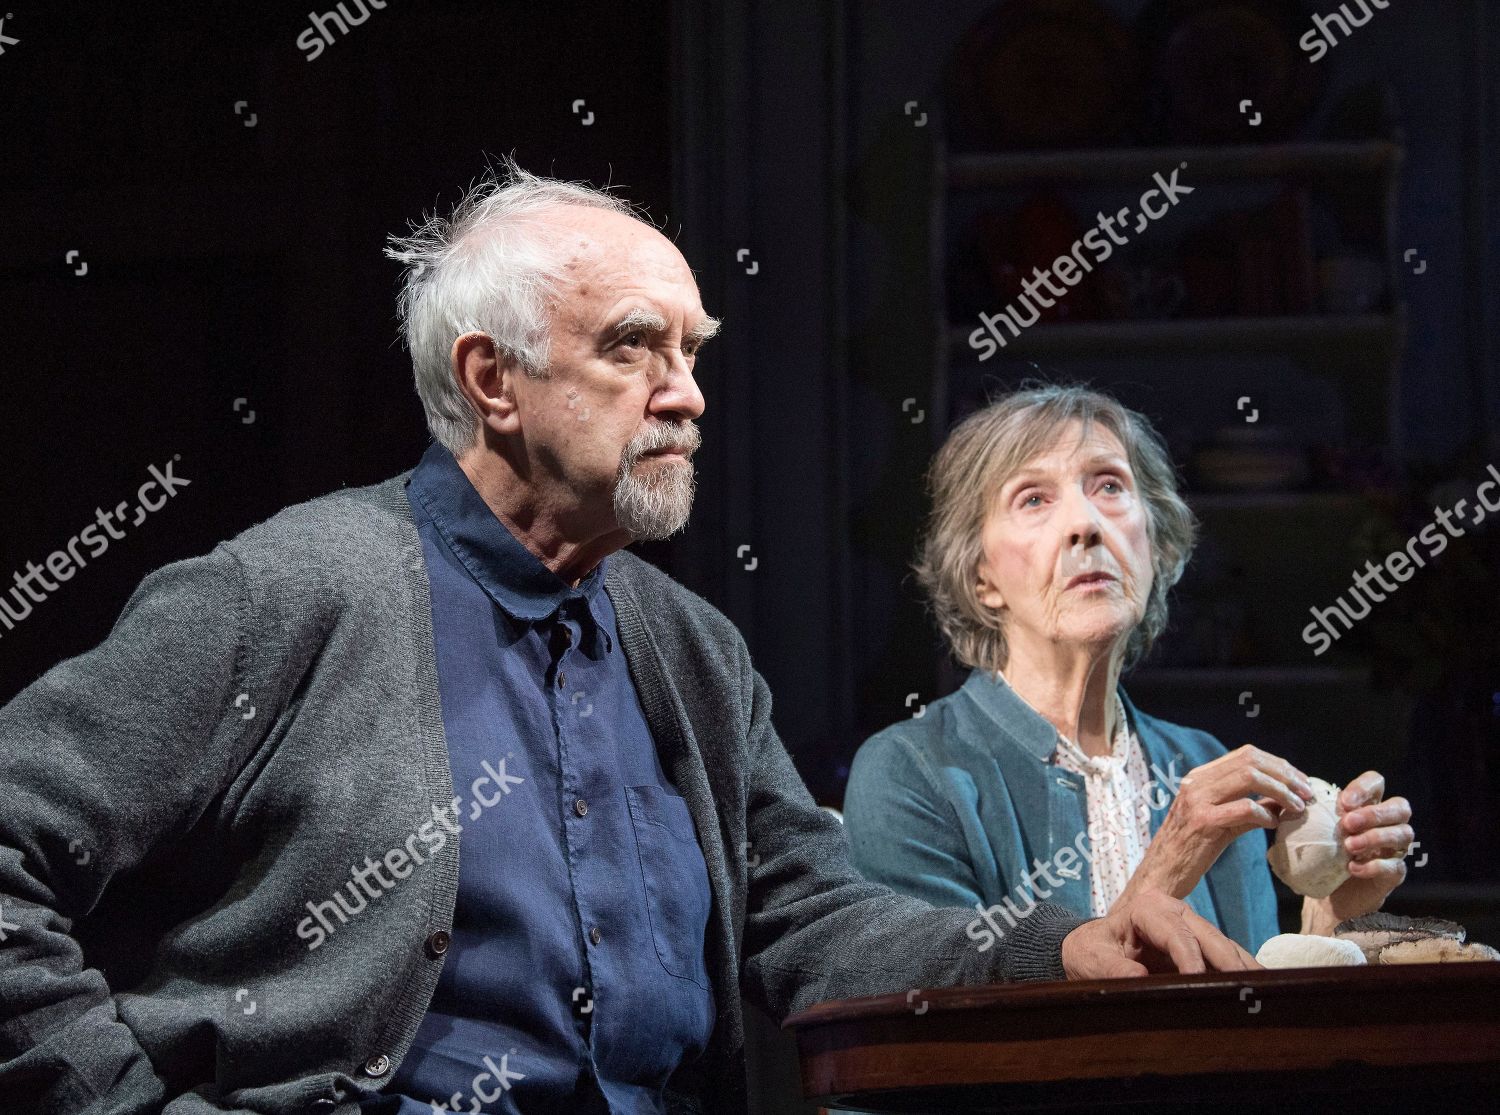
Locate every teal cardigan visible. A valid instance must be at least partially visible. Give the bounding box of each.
[844,668,1280,954]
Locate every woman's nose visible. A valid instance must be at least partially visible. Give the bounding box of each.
[1060,485,1104,545]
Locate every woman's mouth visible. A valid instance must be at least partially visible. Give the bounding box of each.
[1065,571,1117,591]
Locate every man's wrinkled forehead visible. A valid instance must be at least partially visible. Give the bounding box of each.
[548,205,692,286]
[543,209,710,332]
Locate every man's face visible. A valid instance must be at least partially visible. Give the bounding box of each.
[511,205,714,539]
[975,420,1155,658]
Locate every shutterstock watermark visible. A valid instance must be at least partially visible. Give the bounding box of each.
[966,758,1185,952]
[429,1051,525,1113]
[295,754,525,950]
[1300,1,1389,64]
[1302,464,1500,656]
[297,0,391,62]
[0,457,190,640]
[968,164,1194,361]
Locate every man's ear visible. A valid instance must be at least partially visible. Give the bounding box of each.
[452,332,521,434]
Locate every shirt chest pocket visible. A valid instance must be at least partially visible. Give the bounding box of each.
[624,784,713,989]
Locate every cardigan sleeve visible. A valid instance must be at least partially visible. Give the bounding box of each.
[0,544,265,1114]
[843,730,989,911]
[1219,827,1283,954]
[735,662,1088,1021]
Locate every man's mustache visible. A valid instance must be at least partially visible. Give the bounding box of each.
[624,421,702,463]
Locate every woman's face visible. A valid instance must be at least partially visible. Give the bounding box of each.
[976,420,1155,659]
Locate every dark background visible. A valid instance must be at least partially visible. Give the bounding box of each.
[1,2,1498,1108]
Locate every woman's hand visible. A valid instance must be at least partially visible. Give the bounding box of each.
[1118,745,1315,904]
[1301,771,1413,934]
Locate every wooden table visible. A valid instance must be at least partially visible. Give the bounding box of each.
[784,964,1500,1113]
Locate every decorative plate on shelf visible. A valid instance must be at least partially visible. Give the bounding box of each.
[947,0,1142,151]
[1137,0,1327,143]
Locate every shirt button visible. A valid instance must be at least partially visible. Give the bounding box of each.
[574,798,589,817]
[589,925,602,945]
[363,1054,391,1077]
[425,930,451,957]
[558,672,567,688]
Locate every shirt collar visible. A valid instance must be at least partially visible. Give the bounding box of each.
[1054,692,1133,774]
[405,441,612,655]
[958,667,1135,763]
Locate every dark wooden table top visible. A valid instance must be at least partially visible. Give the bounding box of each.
[783,963,1500,1113]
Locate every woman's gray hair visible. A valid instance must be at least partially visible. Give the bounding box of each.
[913,383,1197,674]
[385,156,648,456]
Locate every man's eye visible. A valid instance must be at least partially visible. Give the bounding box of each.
[621,332,646,348]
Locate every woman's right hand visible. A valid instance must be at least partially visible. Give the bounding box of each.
[1118,745,1316,904]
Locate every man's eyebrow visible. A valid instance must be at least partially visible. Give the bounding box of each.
[685,315,722,346]
[601,308,722,347]
[605,308,669,337]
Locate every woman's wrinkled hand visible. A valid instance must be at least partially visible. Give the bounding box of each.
[1119,745,1316,904]
[1301,770,1413,933]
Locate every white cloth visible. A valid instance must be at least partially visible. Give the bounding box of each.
[1052,692,1153,917]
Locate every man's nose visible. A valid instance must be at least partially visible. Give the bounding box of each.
[650,352,706,420]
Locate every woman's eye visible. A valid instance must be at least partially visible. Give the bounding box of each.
[1021,493,1043,508]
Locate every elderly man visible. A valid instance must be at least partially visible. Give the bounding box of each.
[0,160,1254,1115]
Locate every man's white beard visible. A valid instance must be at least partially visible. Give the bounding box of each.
[613,421,701,540]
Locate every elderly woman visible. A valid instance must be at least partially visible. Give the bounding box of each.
[844,385,1415,953]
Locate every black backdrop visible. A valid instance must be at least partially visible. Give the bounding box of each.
[1,0,676,694]
[4,0,1499,906]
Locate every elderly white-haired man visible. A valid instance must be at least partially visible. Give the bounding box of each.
[0,159,1256,1115]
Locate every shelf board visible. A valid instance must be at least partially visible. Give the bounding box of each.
[1186,491,1376,513]
[948,140,1403,189]
[1127,666,1368,687]
[947,313,1402,360]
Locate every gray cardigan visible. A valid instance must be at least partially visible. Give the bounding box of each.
[0,471,1086,1115]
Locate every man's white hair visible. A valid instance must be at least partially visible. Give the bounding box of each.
[384,156,649,456]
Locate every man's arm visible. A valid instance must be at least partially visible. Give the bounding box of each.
[0,545,260,1113]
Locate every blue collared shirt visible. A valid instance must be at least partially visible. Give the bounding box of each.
[370,442,715,1114]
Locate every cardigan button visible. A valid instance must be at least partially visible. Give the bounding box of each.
[425,930,451,958]
[308,1101,337,1113]
[363,1053,391,1077]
